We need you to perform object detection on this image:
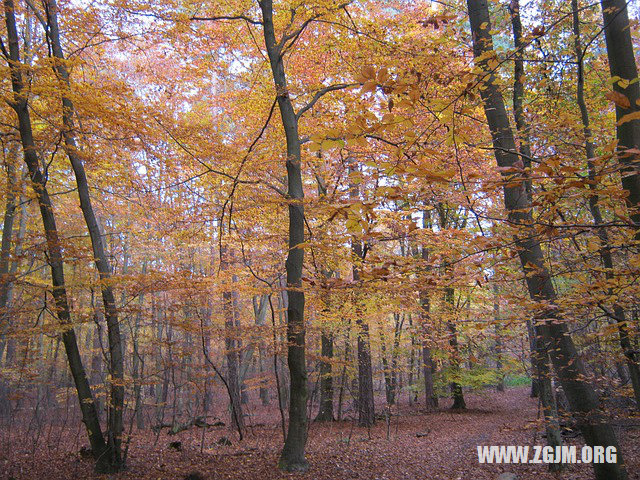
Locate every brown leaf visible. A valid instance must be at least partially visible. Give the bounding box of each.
[606,90,631,109]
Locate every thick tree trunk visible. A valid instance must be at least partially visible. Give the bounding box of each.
[467,1,627,478]
[259,0,308,470]
[2,0,108,466]
[508,0,565,460]
[573,0,640,409]
[601,0,640,232]
[43,0,124,469]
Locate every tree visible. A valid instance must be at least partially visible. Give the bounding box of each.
[258,0,309,471]
[2,0,111,470]
[466,0,627,478]
[40,0,125,468]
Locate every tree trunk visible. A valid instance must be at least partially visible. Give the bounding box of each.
[43,0,124,469]
[132,259,147,430]
[419,233,438,410]
[445,287,465,410]
[315,331,334,421]
[493,284,504,392]
[221,246,244,433]
[600,0,640,233]
[2,0,108,467]
[259,0,308,470]
[573,0,640,409]
[353,239,375,427]
[467,1,627,478]
[0,144,18,417]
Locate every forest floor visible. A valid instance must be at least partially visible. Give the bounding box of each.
[1,386,639,480]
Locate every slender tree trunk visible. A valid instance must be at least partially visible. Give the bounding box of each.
[380,327,394,405]
[509,0,564,456]
[259,0,308,470]
[573,0,640,409]
[132,259,147,429]
[493,284,504,392]
[347,160,375,427]
[221,245,244,433]
[407,314,417,405]
[315,330,334,421]
[467,1,627,478]
[315,175,334,422]
[527,320,540,397]
[446,288,465,410]
[419,232,438,410]
[42,0,124,469]
[0,144,18,416]
[2,0,108,467]
[353,239,375,427]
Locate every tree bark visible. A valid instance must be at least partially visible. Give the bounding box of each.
[467,1,627,478]
[259,0,308,471]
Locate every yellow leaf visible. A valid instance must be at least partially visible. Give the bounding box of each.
[617,111,640,125]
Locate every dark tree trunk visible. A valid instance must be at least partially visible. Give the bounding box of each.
[259,0,308,470]
[2,0,108,467]
[573,0,640,409]
[445,288,465,410]
[527,320,540,398]
[493,285,504,392]
[380,328,394,405]
[0,145,18,417]
[347,160,375,427]
[467,1,627,478]
[419,238,438,410]
[315,331,334,421]
[353,239,375,427]
[43,0,124,469]
[509,1,565,461]
[132,259,147,430]
[221,247,244,433]
[601,0,640,232]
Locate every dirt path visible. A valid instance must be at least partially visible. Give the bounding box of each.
[2,387,638,479]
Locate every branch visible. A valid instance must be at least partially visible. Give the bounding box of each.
[296,83,356,119]
[191,15,261,25]
[23,0,47,29]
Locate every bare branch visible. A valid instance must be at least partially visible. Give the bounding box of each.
[296,83,356,119]
[191,15,262,25]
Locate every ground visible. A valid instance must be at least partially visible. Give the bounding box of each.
[1,387,639,479]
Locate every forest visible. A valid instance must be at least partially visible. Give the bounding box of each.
[0,0,639,479]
